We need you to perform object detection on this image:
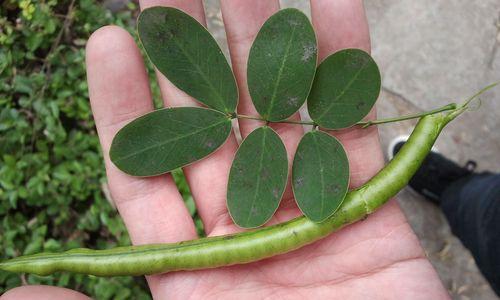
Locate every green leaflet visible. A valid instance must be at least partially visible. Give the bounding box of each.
[110,107,232,176]
[138,7,238,113]
[292,130,349,222]
[227,126,288,228]
[247,8,317,121]
[308,49,381,129]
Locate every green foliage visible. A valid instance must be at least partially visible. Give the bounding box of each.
[110,107,232,176]
[0,0,192,298]
[247,8,317,121]
[308,48,381,129]
[227,126,288,228]
[292,131,349,222]
[113,8,381,229]
[138,7,238,113]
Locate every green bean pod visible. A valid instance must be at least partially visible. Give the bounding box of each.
[0,110,460,277]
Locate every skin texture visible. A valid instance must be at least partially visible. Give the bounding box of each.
[1,1,450,299]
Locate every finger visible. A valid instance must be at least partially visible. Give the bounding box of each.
[87,26,199,296]
[311,0,371,57]
[138,0,240,235]
[220,0,304,219]
[86,26,196,245]
[311,0,384,187]
[2,285,90,300]
[220,0,279,138]
[220,0,304,143]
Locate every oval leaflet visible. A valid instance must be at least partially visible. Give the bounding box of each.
[308,48,381,129]
[110,107,232,176]
[292,130,350,222]
[227,126,288,228]
[138,7,238,113]
[247,8,317,121]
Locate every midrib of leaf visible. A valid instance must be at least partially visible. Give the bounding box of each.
[313,133,326,217]
[315,60,369,122]
[169,31,229,111]
[113,119,228,163]
[155,138,178,168]
[245,128,268,225]
[265,26,298,118]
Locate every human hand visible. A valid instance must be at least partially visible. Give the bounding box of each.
[2,1,449,299]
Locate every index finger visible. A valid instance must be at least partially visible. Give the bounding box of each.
[86,26,197,245]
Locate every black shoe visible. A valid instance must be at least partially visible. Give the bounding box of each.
[389,138,476,204]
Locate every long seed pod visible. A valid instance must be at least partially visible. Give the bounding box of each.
[0,104,471,276]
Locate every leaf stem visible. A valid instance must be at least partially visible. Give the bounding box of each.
[357,103,457,128]
[233,103,457,128]
[236,114,316,126]
[235,114,264,122]
[236,104,458,129]
[279,119,316,125]
[235,82,499,130]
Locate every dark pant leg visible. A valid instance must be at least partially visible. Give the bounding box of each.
[440,173,500,296]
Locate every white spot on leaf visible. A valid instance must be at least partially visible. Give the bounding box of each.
[301,44,317,62]
[287,96,299,106]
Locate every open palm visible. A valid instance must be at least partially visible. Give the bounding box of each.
[3,1,449,299]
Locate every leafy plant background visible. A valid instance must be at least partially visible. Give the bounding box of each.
[0,1,201,298]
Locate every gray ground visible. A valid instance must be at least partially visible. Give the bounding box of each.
[366,2,499,299]
[107,0,499,298]
[204,1,500,299]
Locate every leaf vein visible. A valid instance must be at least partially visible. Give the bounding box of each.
[114,119,228,163]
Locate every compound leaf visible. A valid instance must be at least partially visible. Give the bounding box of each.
[227,126,288,228]
[110,107,232,176]
[292,130,349,222]
[247,8,317,121]
[138,7,238,113]
[308,49,381,129]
